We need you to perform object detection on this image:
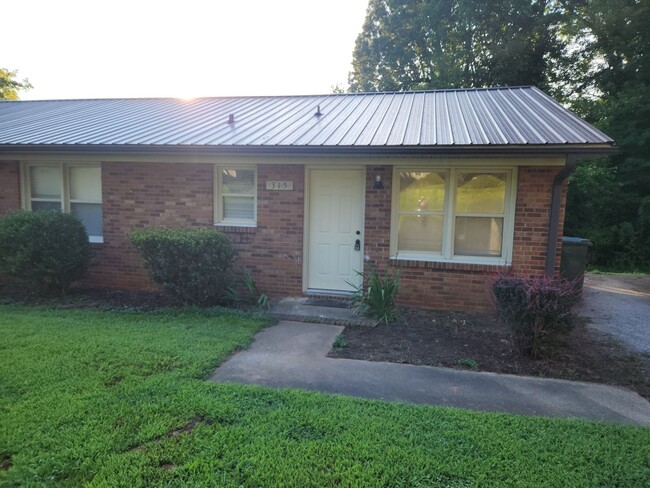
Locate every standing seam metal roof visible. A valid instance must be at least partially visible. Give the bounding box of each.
[0,86,613,148]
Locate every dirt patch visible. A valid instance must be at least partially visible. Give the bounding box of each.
[129,416,206,453]
[0,452,12,471]
[328,308,650,400]
[0,280,181,310]
[104,375,124,387]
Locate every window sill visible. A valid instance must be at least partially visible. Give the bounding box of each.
[215,222,257,233]
[89,236,104,244]
[389,254,511,272]
[215,221,256,228]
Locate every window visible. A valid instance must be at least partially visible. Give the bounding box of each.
[23,163,103,243]
[391,167,516,264]
[215,166,257,226]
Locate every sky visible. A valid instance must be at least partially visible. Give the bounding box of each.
[4,0,369,100]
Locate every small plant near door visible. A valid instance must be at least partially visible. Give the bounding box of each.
[349,268,401,325]
[225,266,271,310]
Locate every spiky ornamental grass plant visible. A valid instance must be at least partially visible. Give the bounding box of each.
[349,268,401,325]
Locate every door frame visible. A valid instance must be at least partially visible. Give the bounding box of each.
[303,165,367,294]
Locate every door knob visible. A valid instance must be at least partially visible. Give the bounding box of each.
[354,239,361,251]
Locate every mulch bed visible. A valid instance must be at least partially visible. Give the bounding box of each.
[0,281,182,310]
[328,307,650,400]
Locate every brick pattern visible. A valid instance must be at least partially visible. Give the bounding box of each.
[0,161,20,216]
[511,167,565,277]
[89,162,214,288]
[219,165,305,297]
[90,162,305,297]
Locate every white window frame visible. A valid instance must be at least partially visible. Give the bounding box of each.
[390,166,517,265]
[214,165,257,227]
[20,162,104,243]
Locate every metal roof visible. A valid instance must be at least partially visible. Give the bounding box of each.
[0,87,613,152]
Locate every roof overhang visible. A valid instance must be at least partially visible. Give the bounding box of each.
[0,143,616,163]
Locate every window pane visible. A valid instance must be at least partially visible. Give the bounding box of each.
[70,166,101,201]
[398,215,443,253]
[71,203,103,237]
[31,201,62,212]
[222,169,254,194]
[455,217,503,257]
[223,196,254,220]
[30,166,61,199]
[399,171,445,212]
[456,173,506,214]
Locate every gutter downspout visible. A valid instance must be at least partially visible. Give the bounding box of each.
[545,155,579,277]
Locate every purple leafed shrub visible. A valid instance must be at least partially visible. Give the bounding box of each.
[491,273,581,359]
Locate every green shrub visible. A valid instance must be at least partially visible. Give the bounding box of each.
[130,227,237,306]
[491,273,581,359]
[0,211,91,295]
[349,268,400,325]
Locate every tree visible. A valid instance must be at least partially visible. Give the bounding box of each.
[0,68,32,100]
[349,0,567,92]
[561,0,650,269]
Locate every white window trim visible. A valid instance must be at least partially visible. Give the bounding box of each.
[390,166,518,265]
[214,165,257,227]
[20,162,104,243]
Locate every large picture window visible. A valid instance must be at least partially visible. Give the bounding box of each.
[215,166,257,226]
[391,167,515,264]
[23,163,103,243]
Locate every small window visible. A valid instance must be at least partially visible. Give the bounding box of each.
[391,166,515,264]
[215,166,257,226]
[24,163,103,243]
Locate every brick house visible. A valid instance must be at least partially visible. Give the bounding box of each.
[0,87,613,311]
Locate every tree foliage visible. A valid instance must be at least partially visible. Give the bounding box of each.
[561,0,650,269]
[0,68,32,100]
[350,0,650,269]
[350,0,565,92]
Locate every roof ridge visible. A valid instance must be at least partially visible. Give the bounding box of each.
[1,86,538,103]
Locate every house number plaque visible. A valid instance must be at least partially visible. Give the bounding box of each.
[266,181,293,190]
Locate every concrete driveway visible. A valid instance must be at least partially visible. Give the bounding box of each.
[577,273,650,354]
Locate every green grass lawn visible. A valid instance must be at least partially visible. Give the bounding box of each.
[1,305,649,487]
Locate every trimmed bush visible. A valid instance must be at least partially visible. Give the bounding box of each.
[130,227,237,306]
[0,211,91,295]
[491,272,581,359]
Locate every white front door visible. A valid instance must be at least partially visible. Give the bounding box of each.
[307,169,364,292]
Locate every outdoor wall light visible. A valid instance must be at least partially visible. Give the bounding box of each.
[374,175,384,189]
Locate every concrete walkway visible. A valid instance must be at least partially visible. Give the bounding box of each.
[211,321,650,426]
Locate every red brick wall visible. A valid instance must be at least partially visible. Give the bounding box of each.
[364,165,566,312]
[220,165,305,297]
[90,162,214,288]
[91,162,305,297]
[3,159,565,311]
[511,167,565,277]
[0,161,20,216]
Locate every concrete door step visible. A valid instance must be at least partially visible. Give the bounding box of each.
[270,297,375,327]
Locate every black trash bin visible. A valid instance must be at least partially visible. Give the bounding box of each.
[560,237,592,285]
